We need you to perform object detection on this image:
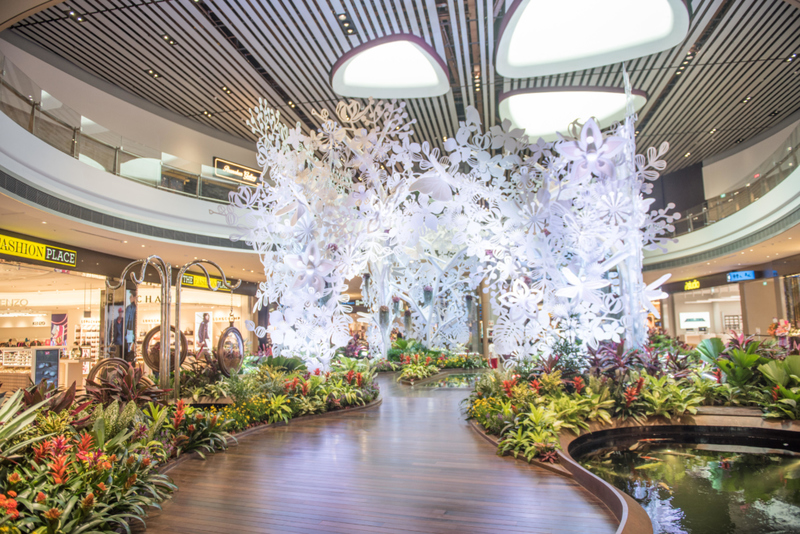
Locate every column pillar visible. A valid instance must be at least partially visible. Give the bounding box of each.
[480,280,490,360]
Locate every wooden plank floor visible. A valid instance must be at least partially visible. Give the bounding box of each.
[137,375,617,534]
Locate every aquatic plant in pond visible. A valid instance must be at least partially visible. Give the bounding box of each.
[580,443,800,534]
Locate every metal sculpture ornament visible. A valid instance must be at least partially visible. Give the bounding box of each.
[434,78,678,366]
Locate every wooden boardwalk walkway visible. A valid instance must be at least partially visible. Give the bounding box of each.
[139,375,616,534]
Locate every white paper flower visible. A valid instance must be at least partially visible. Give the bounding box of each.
[284,241,335,295]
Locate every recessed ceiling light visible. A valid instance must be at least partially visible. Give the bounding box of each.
[66,8,87,23]
[141,244,145,247]
[496,0,689,77]
[161,34,177,45]
[498,87,647,141]
[331,35,450,98]
[684,152,690,157]
[146,69,162,79]
[337,13,347,21]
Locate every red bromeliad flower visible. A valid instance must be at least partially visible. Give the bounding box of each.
[530,378,541,394]
[173,400,186,428]
[356,372,363,387]
[81,492,94,510]
[35,492,46,503]
[314,368,322,376]
[47,435,70,457]
[713,368,722,384]
[43,507,62,521]
[502,378,517,398]
[425,356,432,365]
[49,455,70,485]
[624,385,639,407]
[97,483,107,492]
[301,381,310,396]
[573,377,585,395]
[124,474,138,490]
[6,473,20,484]
[346,370,356,384]
[772,385,781,402]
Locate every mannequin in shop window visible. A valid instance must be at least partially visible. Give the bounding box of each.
[110,307,124,359]
[197,313,211,355]
[124,294,137,362]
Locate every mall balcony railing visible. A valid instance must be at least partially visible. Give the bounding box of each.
[668,122,800,237]
[1,53,798,225]
[0,52,241,204]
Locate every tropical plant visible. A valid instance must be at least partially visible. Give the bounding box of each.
[499,404,562,462]
[84,363,170,407]
[259,355,307,372]
[397,363,439,382]
[5,433,175,533]
[169,400,232,458]
[762,385,800,420]
[758,355,800,388]
[0,391,49,465]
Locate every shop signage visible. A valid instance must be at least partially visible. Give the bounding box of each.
[726,270,755,283]
[0,233,77,267]
[0,298,29,307]
[213,157,260,185]
[683,279,701,291]
[181,273,231,292]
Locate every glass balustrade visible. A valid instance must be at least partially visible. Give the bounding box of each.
[0,52,245,204]
[668,122,800,237]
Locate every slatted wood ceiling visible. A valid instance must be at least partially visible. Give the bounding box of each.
[9,0,800,173]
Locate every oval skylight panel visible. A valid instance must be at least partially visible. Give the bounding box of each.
[498,88,647,141]
[496,0,690,78]
[331,35,450,99]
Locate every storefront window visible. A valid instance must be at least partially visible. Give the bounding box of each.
[0,262,103,393]
[671,284,742,344]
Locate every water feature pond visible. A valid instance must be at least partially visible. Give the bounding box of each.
[577,429,800,534]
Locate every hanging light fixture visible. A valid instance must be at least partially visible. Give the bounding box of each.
[496,0,690,78]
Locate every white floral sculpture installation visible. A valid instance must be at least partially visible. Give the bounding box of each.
[428,76,678,366]
[223,74,675,369]
[223,98,468,366]
[389,227,477,350]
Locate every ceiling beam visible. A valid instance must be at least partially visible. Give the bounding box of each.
[0,0,62,32]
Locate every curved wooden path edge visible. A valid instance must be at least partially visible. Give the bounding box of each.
[158,395,384,475]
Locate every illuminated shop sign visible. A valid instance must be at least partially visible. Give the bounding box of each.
[0,233,77,267]
[213,157,260,185]
[726,270,755,283]
[181,273,231,292]
[683,279,701,291]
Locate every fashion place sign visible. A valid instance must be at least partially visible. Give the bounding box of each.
[0,233,77,267]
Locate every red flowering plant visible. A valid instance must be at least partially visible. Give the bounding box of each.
[0,433,174,533]
[167,400,232,459]
[614,376,648,423]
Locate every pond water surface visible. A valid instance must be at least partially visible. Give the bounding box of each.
[579,442,800,534]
